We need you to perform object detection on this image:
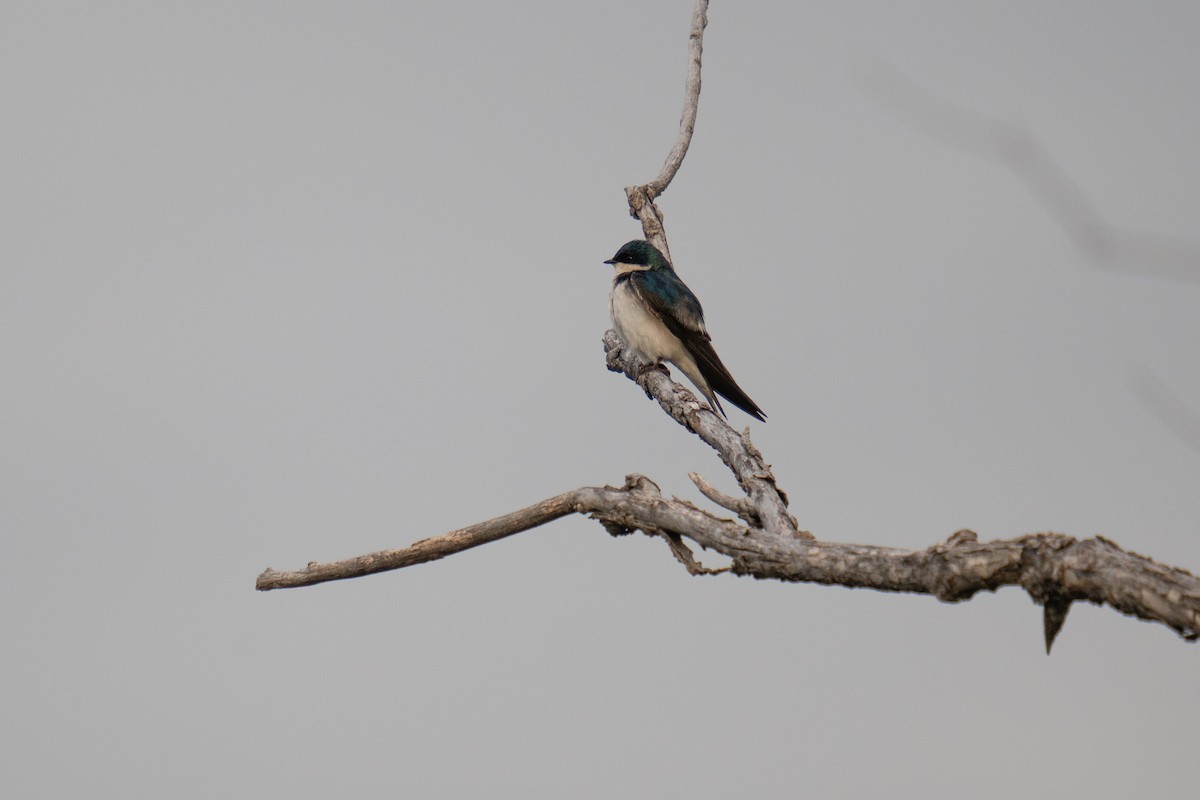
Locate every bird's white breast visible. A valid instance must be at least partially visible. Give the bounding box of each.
[610,279,690,366]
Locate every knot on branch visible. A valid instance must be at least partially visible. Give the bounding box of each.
[625,184,650,214]
[598,520,636,537]
[604,332,625,372]
[1017,533,1080,604]
[622,473,661,497]
[591,474,663,538]
[945,529,979,548]
[623,184,667,249]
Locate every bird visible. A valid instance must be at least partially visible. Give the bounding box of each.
[604,239,766,421]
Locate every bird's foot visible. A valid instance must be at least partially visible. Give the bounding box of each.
[636,360,667,378]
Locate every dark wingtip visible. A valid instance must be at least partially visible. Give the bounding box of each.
[709,380,766,422]
[722,398,766,422]
[726,392,766,422]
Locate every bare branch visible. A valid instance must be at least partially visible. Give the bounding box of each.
[254,2,1200,655]
[623,0,709,263]
[604,330,806,538]
[689,471,754,520]
[256,475,1200,645]
[255,491,579,590]
[645,0,707,198]
[662,531,729,576]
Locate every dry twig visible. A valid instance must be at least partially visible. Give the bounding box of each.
[256,333,1200,649]
[622,0,708,265]
[256,0,1200,651]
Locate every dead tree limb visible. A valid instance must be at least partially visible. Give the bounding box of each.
[255,468,1200,649]
[256,336,1200,650]
[603,330,802,537]
[254,0,1200,651]
[623,0,708,264]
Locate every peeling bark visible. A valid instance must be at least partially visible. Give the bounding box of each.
[254,0,1200,650]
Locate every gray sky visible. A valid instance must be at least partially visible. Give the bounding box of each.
[3,1,1198,797]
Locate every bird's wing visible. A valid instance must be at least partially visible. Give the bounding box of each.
[629,272,766,421]
[628,270,708,339]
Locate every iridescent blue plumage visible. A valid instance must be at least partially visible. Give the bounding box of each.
[604,240,765,421]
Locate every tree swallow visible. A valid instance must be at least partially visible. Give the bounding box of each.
[605,240,766,421]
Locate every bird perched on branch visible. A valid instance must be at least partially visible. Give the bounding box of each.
[605,239,765,421]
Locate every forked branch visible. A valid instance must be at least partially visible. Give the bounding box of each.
[255,470,1200,649]
[257,336,1200,650]
[254,0,1200,651]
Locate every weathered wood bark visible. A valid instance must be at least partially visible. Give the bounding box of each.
[255,0,1200,652]
[257,335,1200,650]
[622,0,708,266]
[255,471,1200,647]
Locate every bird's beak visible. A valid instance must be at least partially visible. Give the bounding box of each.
[603,259,616,265]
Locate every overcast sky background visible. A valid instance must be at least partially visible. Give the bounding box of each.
[3,2,1198,797]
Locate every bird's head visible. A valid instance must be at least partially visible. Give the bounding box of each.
[604,240,671,273]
